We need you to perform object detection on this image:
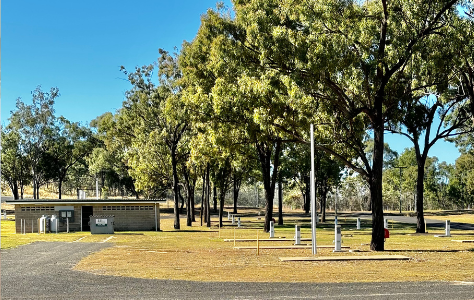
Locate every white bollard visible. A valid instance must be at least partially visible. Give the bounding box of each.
[384,218,388,229]
[269,220,275,238]
[357,218,361,230]
[238,217,241,228]
[445,220,451,237]
[228,211,231,220]
[3,211,7,220]
[334,225,342,252]
[67,218,70,233]
[294,225,301,245]
[232,215,235,225]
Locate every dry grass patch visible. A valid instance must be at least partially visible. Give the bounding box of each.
[425,213,474,224]
[74,215,474,283]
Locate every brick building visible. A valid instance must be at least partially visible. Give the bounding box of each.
[5,199,166,233]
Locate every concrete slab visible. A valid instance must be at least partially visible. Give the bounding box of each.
[234,245,350,250]
[224,238,312,242]
[279,255,410,262]
[451,240,474,243]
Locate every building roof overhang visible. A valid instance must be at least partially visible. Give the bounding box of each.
[5,199,167,205]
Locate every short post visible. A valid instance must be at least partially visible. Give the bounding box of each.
[232,215,235,225]
[445,220,451,237]
[384,218,388,229]
[20,219,23,234]
[334,225,342,252]
[3,211,7,220]
[237,217,241,228]
[356,218,361,230]
[269,220,275,238]
[228,211,231,220]
[294,224,301,245]
[66,218,70,233]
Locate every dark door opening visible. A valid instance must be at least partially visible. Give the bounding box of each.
[82,206,93,231]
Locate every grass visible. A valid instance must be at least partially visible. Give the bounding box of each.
[0,219,114,249]
[424,213,474,224]
[3,210,474,283]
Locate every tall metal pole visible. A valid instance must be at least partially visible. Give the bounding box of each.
[310,124,317,255]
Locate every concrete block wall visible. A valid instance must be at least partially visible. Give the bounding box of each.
[14,205,81,233]
[14,203,159,233]
[92,205,156,231]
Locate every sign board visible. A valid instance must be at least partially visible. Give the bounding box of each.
[95,219,108,226]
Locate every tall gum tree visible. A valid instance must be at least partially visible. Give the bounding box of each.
[180,9,309,232]
[118,50,189,229]
[223,0,465,250]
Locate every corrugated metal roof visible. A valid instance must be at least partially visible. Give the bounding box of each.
[5,198,167,205]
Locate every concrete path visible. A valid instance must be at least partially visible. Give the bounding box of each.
[2,242,474,299]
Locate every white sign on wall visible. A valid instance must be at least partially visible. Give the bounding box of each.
[96,219,108,226]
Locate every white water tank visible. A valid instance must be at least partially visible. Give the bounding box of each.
[50,215,58,233]
[39,215,50,233]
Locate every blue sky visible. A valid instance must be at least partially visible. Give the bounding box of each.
[1,0,460,165]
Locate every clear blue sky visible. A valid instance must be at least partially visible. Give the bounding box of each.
[1,0,460,165]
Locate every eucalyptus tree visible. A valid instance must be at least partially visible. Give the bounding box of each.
[87,112,139,199]
[1,127,31,199]
[212,0,467,250]
[180,6,311,232]
[116,50,189,229]
[44,117,97,199]
[7,86,59,199]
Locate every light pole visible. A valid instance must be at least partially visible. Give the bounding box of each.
[310,124,317,255]
[394,166,407,214]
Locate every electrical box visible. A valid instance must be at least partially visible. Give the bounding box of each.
[90,215,115,234]
[59,210,74,223]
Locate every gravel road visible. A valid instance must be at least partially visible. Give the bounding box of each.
[2,241,474,299]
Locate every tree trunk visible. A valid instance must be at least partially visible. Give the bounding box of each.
[33,180,37,199]
[416,158,426,233]
[186,189,192,227]
[258,140,282,233]
[201,173,205,226]
[213,184,217,213]
[206,166,211,227]
[171,145,180,230]
[11,181,19,200]
[191,178,196,222]
[233,175,240,214]
[58,179,63,200]
[278,181,283,225]
[321,182,328,223]
[370,112,385,251]
[178,188,185,214]
[218,184,227,228]
[304,175,310,213]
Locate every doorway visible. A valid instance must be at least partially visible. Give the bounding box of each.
[82,206,93,231]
